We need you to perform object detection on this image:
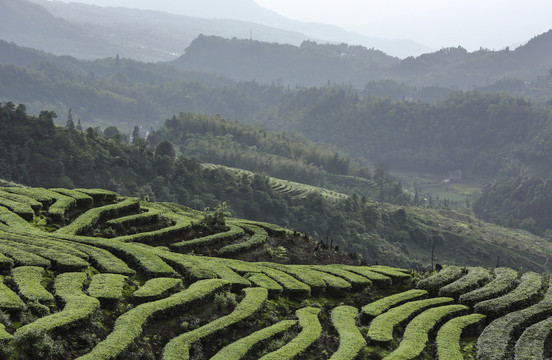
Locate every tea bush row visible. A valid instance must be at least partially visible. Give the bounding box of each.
[170,225,244,252]
[56,197,140,235]
[474,271,543,317]
[438,266,492,299]
[330,305,366,360]
[416,266,464,294]
[77,279,230,360]
[459,267,518,305]
[210,320,297,360]
[14,272,100,341]
[384,304,469,360]
[218,225,268,256]
[514,315,552,360]
[132,277,183,302]
[87,273,128,302]
[162,287,268,360]
[435,313,486,360]
[12,266,54,303]
[477,278,552,360]
[259,307,322,360]
[362,289,428,319]
[368,297,454,343]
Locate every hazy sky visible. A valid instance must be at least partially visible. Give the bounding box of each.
[254,0,551,50]
[47,0,551,51]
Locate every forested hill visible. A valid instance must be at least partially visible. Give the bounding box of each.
[147,112,371,188]
[0,42,281,129]
[0,0,116,59]
[173,35,398,88]
[474,175,552,235]
[257,88,552,178]
[172,31,552,89]
[2,40,552,182]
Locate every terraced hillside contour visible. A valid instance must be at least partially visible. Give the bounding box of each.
[0,185,549,359]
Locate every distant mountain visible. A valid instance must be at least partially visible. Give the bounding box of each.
[29,0,431,59]
[0,0,116,59]
[172,30,552,90]
[173,35,400,88]
[28,0,324,62]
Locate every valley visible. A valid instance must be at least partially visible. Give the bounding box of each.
[1,0,552,358]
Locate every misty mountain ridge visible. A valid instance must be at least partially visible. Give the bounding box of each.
[0,0,117,59]
[172,30,552,90]
[23,0,430,59]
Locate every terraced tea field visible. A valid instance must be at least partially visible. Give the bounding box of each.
[0,186,549,359]
[202,163,349,200]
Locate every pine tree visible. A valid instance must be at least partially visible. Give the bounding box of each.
[65,108,75,129]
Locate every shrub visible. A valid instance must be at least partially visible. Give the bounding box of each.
[312,265,372,290]
[76,279,230,360]
[162,287,268,360]
[14,272,100,341]
[385,304,469,360]
[514,315,552,360]
[330,306,366,360]
[105,207,161,230]
[12,266,54,303]
[0,189,42,211]
[259,307,321,360]
[436,313,486,360]
[56,197,140,235]
[171,225,244,252]
[361,289,427,319]
[367,265,411,281]
[247,273,283,297]
[257,266,311,298]
[74,188,117,203]
[0,278,25,310]
[477,278,552,360]
[132,277,182,302]
[337,265,392,287]
[87,273,128,302]
[210,320,297,360]
[260,263,325,294]
[416,266,464,295]
[0,252,14,271]
[0,242,51,268]
[0,196,34,220]
[438,267,492,299]
[459,267,517,306]
[50,188,93,208]
[367,297,454,343]
[218,225,267,256]
[474,272,543,317]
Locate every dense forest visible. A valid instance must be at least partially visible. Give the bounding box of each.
[258,88,552,178]
[0,41,281,130]
[147,112,374,190]
[474,175,552,235]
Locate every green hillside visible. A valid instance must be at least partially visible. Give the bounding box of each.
[3,102,552,271]
[0,185,550,359]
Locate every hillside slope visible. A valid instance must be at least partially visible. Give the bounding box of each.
[0,186,550,359]
[0,0,116,59]
[1,102,551,271]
